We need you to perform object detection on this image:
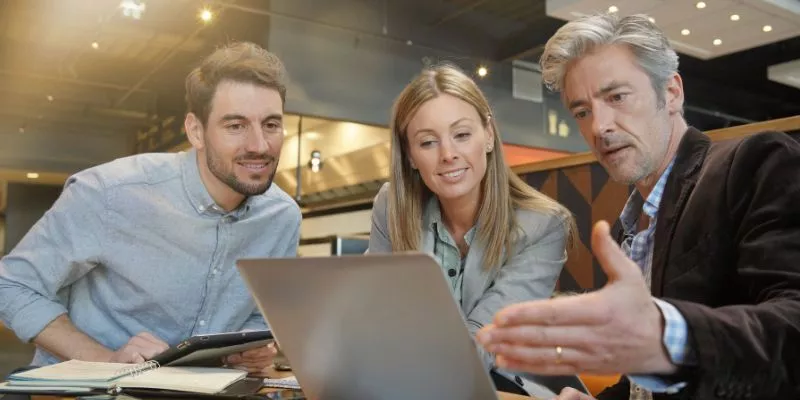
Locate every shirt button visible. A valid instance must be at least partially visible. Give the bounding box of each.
[198,205,205,212]
[447,269,457,277]
[199,320,206,326]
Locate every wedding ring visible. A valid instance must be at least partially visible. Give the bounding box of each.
[555,346,563,364]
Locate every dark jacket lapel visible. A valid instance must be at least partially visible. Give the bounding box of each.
[651,127,710,296]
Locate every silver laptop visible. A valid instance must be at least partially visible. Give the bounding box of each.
[237,253,499,400]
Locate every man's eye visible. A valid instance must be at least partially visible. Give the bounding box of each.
[609,93,627,103]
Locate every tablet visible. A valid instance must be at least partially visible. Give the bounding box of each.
[151,330,274,366]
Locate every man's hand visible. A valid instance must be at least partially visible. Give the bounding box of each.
[554,387,596,400]
[109,332,169,364]
[222,342,278,374]
[477,220,674,376]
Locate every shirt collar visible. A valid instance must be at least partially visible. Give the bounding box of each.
[181,149,251,219]
[620,158,675,234]
[642,159,675,219]
[424,196,477,245]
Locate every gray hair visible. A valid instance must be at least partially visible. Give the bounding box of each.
[540,13,679,107]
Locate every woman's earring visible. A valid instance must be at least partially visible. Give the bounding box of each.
[486,143,493,153]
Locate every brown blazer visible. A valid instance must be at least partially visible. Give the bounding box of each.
[598,128,800,400]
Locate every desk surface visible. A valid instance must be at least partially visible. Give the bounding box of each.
[28,391,533,400]
[22,367,538,400]
[258,366,536,400]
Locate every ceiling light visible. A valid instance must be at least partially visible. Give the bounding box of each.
[91,41,99,49]
[608,5,618,13]
[18,127,24,133]
[681,29,691,36]
[696,1,706,9]
[406,40,413,46]
[46,95,54,102]
[763,25,772,32]
[730,14,740,21]
[648,17,656,23]
[713,38,722,46]
[199,8,213,23]
[120,0,146,19]
[477,66,488,77]
[26,172,39,179]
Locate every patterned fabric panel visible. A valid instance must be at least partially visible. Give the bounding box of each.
[523,163,632,293]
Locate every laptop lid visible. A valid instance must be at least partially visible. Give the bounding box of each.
[237,253,499,400]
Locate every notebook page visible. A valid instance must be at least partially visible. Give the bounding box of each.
[9,360,130,383]
[116,366,247,394]
[0,382,95,393]
[263,375,300,389]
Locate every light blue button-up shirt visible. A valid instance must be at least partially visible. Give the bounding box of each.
[0,149,301,366]
[620,160,695,398]
[426,198,477,306]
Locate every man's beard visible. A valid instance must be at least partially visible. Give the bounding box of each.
[206,147,277,197]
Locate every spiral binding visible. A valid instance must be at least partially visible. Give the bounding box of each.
[114,360,161,378]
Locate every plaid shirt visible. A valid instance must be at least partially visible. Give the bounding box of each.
[619,160,694,399]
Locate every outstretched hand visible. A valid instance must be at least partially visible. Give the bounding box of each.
[477,221,674,376]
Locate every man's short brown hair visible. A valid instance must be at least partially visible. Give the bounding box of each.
[185,42,287,126]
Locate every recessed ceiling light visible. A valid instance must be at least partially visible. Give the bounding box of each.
[730,14,740,21]
[713,38,722,46]
[763,25,773,32]
[199,8,212,23]
[46,95,54,102]
[608,5,618,13]
[120,0,146,19]
[681,29,691,36]
[27,172,39,179]
[696,1,707,9]
[91,41,99,49]
[477,66,488,77]
[648,17,656,23]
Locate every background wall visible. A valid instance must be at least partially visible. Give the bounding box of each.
[4,183,63,252]
[0,216,6,256]
[522,163,629,292]
[266,0,587,153]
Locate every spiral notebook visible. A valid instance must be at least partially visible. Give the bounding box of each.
[5,359,247,394]
[262,375,300,390]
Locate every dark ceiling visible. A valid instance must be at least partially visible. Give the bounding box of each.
[0,0,797,149]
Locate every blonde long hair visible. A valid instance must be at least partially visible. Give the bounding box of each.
[388,64,576,270]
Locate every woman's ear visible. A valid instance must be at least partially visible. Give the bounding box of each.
[185,113,205,150]
[485,120,496,153]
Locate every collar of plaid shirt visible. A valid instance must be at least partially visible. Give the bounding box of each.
[620,158,676,258]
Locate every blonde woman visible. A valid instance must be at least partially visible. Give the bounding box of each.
[368,64,576,395]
